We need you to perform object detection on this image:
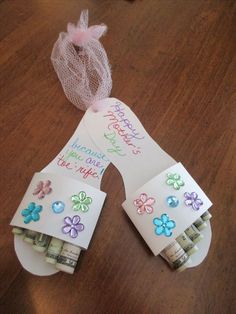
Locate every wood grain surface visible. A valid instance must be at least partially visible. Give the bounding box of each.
[0,1,236,313]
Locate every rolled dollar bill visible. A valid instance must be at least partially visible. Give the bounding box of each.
[176,232,198,256]
[12,227,24,235]
[201,210,212,221]
[32,233,51,252]
[56,243,81,274]
[185,225,203,244]
[45,237,64,264]
[23,230,38,244]
[193,217,207,231]
[161,240,191,272]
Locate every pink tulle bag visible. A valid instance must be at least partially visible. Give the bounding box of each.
[51,10,112,111]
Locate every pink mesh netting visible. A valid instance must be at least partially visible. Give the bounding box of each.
[51,10,112,111]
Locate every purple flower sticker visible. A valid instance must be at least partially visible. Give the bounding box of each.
[62,215,85,238]
[33,180,52,199]
[184,192,203,210]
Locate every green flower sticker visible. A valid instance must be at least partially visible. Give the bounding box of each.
[71,191,92,212]
[166,173,185,190]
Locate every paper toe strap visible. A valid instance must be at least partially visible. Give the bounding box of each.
[11,172,106,249]
[122,162,212,256]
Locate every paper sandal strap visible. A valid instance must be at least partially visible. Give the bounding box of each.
[122,162,212,256]
[11,172,106,250]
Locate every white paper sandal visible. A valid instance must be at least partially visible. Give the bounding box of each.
[10,120,109,276]
[83,98,213,270]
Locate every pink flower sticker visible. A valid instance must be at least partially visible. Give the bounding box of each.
[33,180,52,199]
[134,193,155,215]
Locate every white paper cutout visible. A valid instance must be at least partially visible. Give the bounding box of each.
[14,236,57,276]
[43,122,109,188]
[11,172,106,249]
[12,120,110,276]
[83,98,213,267]
[122,163,212,255]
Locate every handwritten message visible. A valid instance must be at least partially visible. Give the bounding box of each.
[103,100,144,156]
[56,137,108,181]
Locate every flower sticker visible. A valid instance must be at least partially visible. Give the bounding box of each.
[166,173,184,190]
[133,193,155,214]
[71,191,92,212]
[21,202,43,224]
[62,215,85,238]
[184,192,203,210]
[153,214,176,237]
[33,180,52,199]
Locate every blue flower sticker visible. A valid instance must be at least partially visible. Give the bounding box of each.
[21,202,43,224]
[153,214,176,237]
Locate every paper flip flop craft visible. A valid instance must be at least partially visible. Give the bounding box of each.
[11,10,213,275]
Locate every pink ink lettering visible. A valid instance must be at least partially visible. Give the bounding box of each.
[76,166,99,179]
[57,155,73,170]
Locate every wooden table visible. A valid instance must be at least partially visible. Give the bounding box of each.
[1,1,235,313]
